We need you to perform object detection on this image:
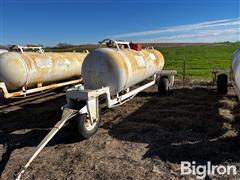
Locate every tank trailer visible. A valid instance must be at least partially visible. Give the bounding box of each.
[13,40,177,179]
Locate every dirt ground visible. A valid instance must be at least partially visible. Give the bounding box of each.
[1,81,240,180]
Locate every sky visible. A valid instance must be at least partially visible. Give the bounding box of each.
[0,0,239,46]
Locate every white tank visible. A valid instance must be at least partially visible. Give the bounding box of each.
[0,51,88,91]
[232,49,240,96]
[82,48,164,95]
[0,49,8,54]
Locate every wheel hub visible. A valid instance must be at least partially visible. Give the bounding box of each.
[84,118,97,131]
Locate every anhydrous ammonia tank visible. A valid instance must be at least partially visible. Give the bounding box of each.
[0,51,88,91]
[232,49,240,95]
[0,49,8,54]
[82,48,164,95]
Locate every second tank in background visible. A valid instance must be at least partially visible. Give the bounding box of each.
[0,49,88,91]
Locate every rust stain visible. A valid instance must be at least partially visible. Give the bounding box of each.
[122,49,146,76]
[107,49,129,78]
[122,49,139,73]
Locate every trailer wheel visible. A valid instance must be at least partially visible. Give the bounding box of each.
[158,77,169,96]
[74,114,100,139]
[217,74,228,95]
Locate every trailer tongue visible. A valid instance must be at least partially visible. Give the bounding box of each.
[13,108,78,180]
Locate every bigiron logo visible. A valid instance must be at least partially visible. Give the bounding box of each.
[181,161,237,179]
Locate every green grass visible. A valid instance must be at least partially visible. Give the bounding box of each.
[157,42,240,80]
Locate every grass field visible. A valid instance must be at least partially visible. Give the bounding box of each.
[158,42,240,80]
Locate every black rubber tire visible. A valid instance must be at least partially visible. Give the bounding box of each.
[158,77,169,96]
[217,74,228,95]
[0,89,7,105]
[74,114,100,139]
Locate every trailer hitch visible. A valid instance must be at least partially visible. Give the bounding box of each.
[12,108,78,180]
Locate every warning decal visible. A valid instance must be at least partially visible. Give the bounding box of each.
[135,56,145,68]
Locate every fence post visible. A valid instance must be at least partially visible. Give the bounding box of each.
[183,61,186,81]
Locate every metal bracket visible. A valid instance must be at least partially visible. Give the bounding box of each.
[157,70,177,87]
[10,45,44,54]
[86,98,99,124]
[98,39,131,51]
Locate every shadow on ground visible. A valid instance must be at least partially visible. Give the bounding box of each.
[108,87,240,165]
[1,85,240,178]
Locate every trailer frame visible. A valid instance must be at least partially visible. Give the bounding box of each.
[0,79,82,99]
[63,70,177,126]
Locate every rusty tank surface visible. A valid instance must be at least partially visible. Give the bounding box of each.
[82,41,164,95]
[0,47,88,91]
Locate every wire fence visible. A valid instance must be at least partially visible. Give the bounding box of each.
[164,60,231,81]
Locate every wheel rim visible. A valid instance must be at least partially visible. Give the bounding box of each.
[84,117,98,131]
